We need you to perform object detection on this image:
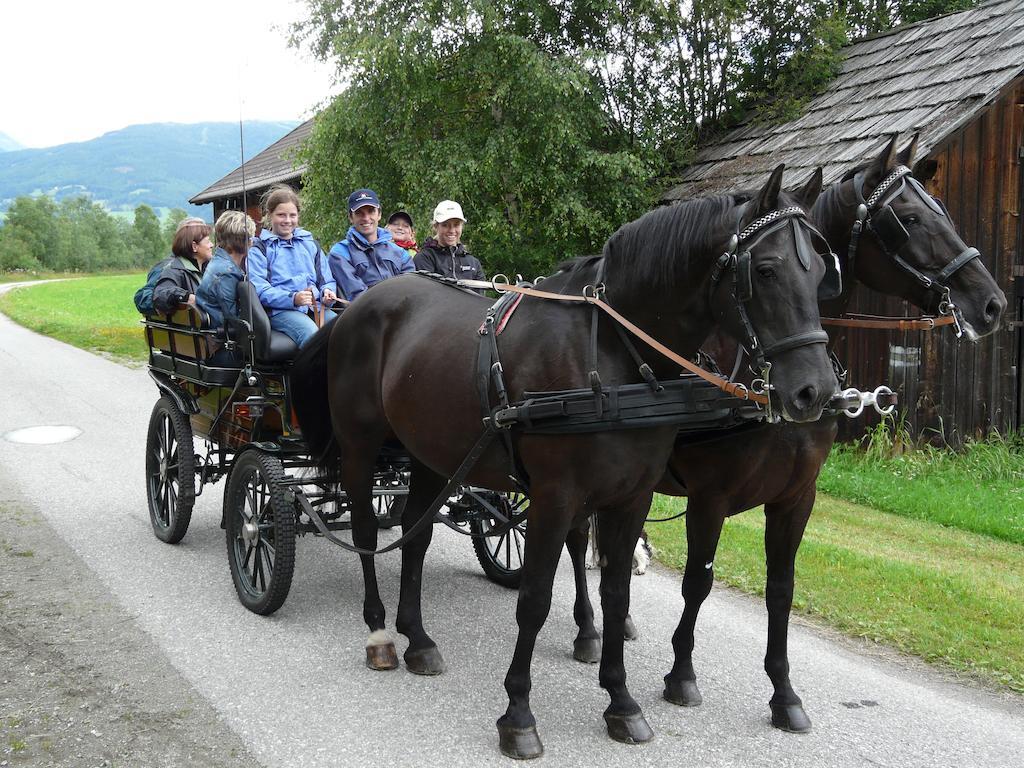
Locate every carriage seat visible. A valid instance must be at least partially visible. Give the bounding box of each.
[228,281,300,365]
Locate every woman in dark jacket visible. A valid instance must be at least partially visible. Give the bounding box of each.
[152,219,213,315]
[413,200,485,282]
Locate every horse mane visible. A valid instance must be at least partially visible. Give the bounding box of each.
[811,177,850,232]
[602,194,745,300]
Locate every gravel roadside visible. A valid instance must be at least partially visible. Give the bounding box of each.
[0,461,261,768]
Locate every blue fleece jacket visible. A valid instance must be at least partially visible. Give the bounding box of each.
[328,226,414,301]
[248,228,337,316]
[196,247,245,330]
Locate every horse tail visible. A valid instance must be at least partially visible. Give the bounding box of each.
[289,320,341,481]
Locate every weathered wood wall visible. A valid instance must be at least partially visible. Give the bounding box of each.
[834,79,1024,442]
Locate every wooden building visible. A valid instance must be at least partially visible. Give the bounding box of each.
[663,0,1024,440]
[190,119,313,223]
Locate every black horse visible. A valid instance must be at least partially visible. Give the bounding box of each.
[290,166,840,758]
[562,135,1007,733]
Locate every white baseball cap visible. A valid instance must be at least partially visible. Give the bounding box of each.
[432,200,466,224]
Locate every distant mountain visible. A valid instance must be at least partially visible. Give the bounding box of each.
[0,132,23,152]
[0,121,299,218]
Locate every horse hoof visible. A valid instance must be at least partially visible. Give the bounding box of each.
[365,642,399,671]
[604,711,654,744]
[497,720,544,759]
[771,702,812,733]
[624,615,640,641]
[663,678,703,707]
[573,637,602,664]
[404,645,446,676]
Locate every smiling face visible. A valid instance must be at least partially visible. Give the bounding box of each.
[387,218,414,242]
[192,234,214,265]
[434,218,463,248]
[350,204,382,241]
[270,202,299,240]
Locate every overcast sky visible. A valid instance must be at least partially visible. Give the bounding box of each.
[1,0,338,148]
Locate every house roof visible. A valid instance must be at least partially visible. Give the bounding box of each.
[663,0,1024,201]
[190,119,313,205]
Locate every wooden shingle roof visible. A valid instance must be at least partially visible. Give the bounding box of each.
[663,0,1024,201]
[190,119,313,204]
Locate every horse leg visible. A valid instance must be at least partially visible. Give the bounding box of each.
[764,487,815,733]
[596,500,655,745]
[565,520,602,663]
[663,496,727,707]
[497,491,575,760]
[395,460,447,675]
[342,446,397,671]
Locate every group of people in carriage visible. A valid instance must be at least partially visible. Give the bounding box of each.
[137,184,485,364]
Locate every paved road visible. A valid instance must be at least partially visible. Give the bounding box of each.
[1,294,1022,767]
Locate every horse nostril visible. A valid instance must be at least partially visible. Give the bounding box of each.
[984,295,1005,326]
[794,385,818,411]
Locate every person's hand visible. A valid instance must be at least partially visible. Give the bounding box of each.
[186,294,196,307]
[321,288,337,305]
[293,289,314,307]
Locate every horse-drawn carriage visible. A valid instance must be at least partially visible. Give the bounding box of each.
[142,281,529,613]
[140,137,1005,759]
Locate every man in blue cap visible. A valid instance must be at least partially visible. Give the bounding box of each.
[328,188,415,301]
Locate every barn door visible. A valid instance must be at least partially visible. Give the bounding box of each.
[1016,148,1024,430]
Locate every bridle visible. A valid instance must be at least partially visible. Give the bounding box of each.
[846,164,979,337]
[708,204,838,410]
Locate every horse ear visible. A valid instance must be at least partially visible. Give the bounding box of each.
[753,164,785,214]
[793,167,823,209]
[897,133,919,167]
[863,134,899,193]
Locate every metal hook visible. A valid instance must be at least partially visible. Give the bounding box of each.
[490,273,511,293]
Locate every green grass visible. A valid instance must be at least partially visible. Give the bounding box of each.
[818,433,1024,546]
[0,274,148,362]
[646,492,1024,693]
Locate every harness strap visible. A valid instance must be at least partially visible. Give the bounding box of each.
[821,314,956,331]
[937,247,980,283]
[761,331,828,357]
[456,278,769,405]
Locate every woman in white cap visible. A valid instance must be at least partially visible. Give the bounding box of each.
[412,200,484,283]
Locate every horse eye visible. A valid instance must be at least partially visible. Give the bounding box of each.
[905,215,919,225]
[757,265,776,280]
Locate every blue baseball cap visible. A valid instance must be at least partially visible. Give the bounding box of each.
[348,188,381,211]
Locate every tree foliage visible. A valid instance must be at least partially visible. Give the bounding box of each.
[295,3,657,277]
[0,196,188,273]
[293,0,980,276]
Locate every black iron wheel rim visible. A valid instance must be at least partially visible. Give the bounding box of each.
[148,412,178,531]
[231,467,278,599]
[478,515,526,576]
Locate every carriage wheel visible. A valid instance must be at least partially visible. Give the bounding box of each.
[225,450,296,615]
[471,493,528,589]
[145,396,196,544]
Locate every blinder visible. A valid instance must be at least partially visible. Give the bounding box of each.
[794,218,843,301]
[869,204,909,252]
[736,250,753,302]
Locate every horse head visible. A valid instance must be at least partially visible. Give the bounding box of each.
[709,165,838,423]
[821,134,1006,340]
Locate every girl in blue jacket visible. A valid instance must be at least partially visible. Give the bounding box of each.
[247,186,338,347]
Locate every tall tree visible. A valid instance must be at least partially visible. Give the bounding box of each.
[132,204,165,266]
[295,3,657,276]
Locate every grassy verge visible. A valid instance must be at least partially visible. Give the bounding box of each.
[818,439,1024,546]
[0,270,86,284]
[646,492,1024,693]
[0,273,148,362]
